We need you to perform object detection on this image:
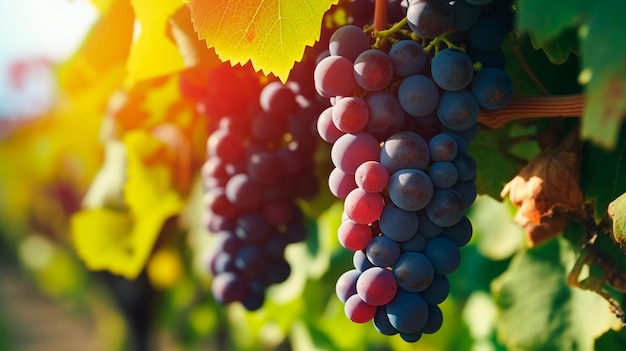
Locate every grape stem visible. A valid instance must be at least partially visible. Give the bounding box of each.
[373,0,388,31]
[478,94,585,129]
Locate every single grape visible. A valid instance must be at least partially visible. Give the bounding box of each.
[420,273,449,305]
[422,304,444,334]
[386,289,429,334]
[440,215,473,247]
[357,266,398,306]
[336,269,361,303]
[354,49,394,91]
[332,96,370,133]
[436,90,480,131]
[328,167,358,200]
[388,169,434,211]
[374,306,399,335]
[450,0,481,31]
[329,25,371,62]
[338,220,374,251]
[353,249,375,272]
[380,131,430,173]
[366,235,401,267]
[314,55,357,97]
[317,106,344,144]
[393,252,435,292]
[397,74,440,117]
[379,204,419,242]
[428,133,458,162]
[331,132,381,174]
[429,161,458,188]
[355,161,389,193]
[425,188,465,227]
[344,187,385,225]
[407,0,453,39]
[423,236,461,274]
[389,39,428,77]
[431,48,474,91]
[470,67,513,110]
[344,294,377,323]
[453,152,477,182]
[366,92,406,140]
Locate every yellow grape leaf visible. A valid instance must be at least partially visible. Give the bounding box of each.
[71,130,184,279]
[127,0,187,83]
[189,0,339,82]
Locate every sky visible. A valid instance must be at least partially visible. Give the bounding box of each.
[0,0,98,118]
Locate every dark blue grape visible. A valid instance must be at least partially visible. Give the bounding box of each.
[381,131,430,173]
[353,249,374,272]
[379,204,419,242]
[431,48,474,91]
[429,161,458,188]
[407,0,452,39]
[453,152,477,182]
[336,269,361,303]
[429,133,458,162]
[386,289,429,334]
[440,215,473,247]
[374,306,399,335]
[436,90,480,131]
[470,67,513,110]
[388,169,434,211]
[422,304,444,334]
[423,237,461,274]
[420,274,449,305]
[389,40,428,77]
[393,252,435,292]
[426,189,465,227]
[366,235,401,267]
[397,75,440,117]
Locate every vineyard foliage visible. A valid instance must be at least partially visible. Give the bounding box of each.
[0,0,626,350]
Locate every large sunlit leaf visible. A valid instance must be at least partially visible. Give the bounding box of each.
[127,0,186,83]
[71,130,184,279]
[189,0,339,82]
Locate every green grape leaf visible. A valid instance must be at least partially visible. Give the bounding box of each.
[581,124,626,220]
[608,192,626,252]
[470,126,524,199]
[528,28,578,65]
[580,2,626,149]
[492,238,620,351]
[188,0,339,82]
[516,0,588,43]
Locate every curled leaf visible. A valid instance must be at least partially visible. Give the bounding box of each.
[608,192,626,252]
[501,128,584,245]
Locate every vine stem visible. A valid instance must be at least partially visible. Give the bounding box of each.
[478,94,585,129]
[373,0,388,31]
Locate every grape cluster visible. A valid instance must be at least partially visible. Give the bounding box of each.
[197,73,323,310]
[315,0,513,342]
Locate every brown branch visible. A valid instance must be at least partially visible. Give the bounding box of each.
[478,94,585,129]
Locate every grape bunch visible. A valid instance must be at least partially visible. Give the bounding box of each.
[194,67,324,310]
[315,0,513,342]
